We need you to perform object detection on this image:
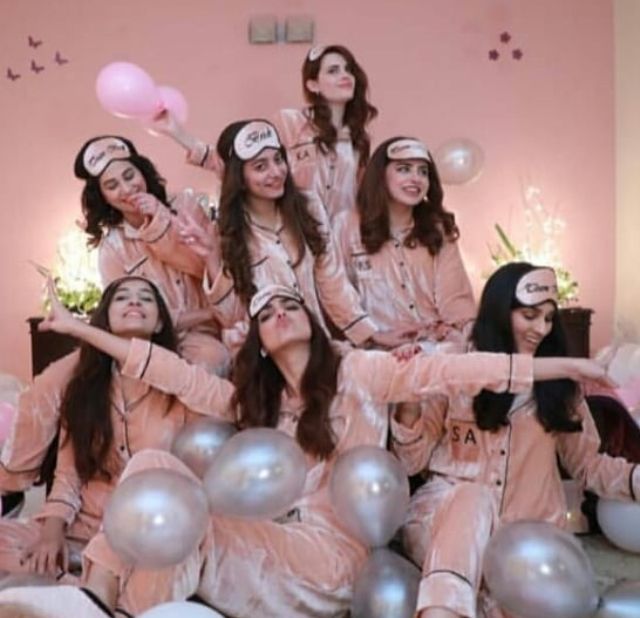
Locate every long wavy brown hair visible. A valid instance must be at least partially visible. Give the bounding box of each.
[74,136,170,248]
[59,276,177,483]
[302,45,378,165]
[231,302,341,459]
[357,136,459,255]
[216,120,326,306]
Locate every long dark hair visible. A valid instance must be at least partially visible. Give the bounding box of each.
[471,262,581,433]
[231,303,341,459]
[357,137,458,255]
[74,136,169,248]
[302,45,378,165]
[216,120,326,306]
[59,276,177,483]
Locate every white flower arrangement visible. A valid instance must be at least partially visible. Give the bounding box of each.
[42,226,103,315]
[489,185,578,305]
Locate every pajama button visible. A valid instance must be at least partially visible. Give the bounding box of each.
[500,449,506,455]
[496,479,502,486]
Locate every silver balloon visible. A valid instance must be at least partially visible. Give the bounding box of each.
[203,427,307,519]
[433,138,484,185]
[597,499,640,553]
[329,445,410,547]
[483,520,599,618]
[595,580,640,618]
[171,418,237,479]
[138,601,224,617]
[104,468,209,569]
[351,548,420,618]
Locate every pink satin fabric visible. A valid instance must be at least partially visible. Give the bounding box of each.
[98,189,229,372]
[82,340,533,617]
[392,390,640,617]
[334,209,476,343]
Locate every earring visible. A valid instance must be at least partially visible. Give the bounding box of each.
[260,347,268,358]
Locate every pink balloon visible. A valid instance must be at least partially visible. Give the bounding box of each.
[96,62,161,119]
[157,85,189,124]
[0,402,15,443]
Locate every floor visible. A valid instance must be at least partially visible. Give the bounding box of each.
[582,533,640,592]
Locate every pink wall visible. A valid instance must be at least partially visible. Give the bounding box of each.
[0,0,614,381]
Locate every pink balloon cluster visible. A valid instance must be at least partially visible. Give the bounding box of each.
[95,62,188,123]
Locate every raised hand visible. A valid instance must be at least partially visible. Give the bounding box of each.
[176,211,215,257]
[39,277,78,335]
[127,192,162,219]
[147,108,181,139]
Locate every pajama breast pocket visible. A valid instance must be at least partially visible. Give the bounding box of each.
[289,142,317,188]
[351,252,376,282]
[447,419,482,471]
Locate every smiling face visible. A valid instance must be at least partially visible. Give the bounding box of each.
[107,278,162,339]
[242,148,288,204]
[99,160,147,225]
[385,158,430,209]
[510,301,556,355]
[305,52,356,104]
[257,296,312,356]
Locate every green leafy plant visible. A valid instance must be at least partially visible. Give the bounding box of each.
[49,277,102,315]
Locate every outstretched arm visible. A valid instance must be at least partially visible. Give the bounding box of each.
[346,349,613,405]
[533,356,614,387]
[40,279,236,418]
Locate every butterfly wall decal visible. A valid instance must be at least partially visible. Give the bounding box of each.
[30,60,44,74]
[28,35,43,48]
[6,68,21,81]
[54,51,69,65]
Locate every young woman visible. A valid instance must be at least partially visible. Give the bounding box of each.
[272,44,378,220]
[75,135,229,374]
[391,263,639,618]
[179,119,398,351]
[0,281,611,618]
[156,44,376,220]
[0,277,235,579]
[334,136,476,353]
